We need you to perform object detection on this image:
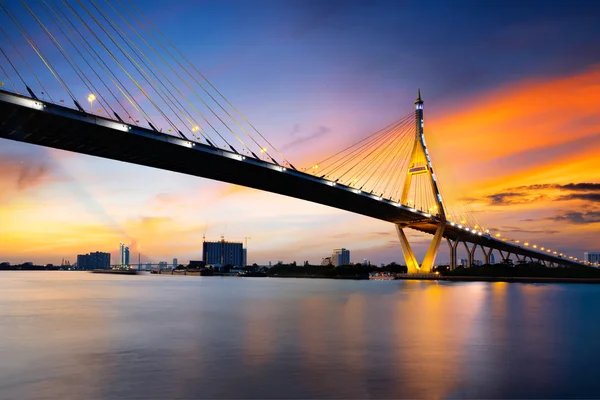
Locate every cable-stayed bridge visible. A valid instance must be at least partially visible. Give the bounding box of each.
[0,0,591,271]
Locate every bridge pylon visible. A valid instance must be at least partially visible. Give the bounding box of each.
[396,90,447,273]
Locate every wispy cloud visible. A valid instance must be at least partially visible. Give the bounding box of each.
[549,211,600,224]
[281,125,331,150]
[476,182,600,206]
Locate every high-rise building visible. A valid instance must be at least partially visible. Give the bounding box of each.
[584,252,600,266]
[77,252,110,270]
[332,248,350,266]
[490,253,496,264]
[119,243,130,267]
[158,261,168,269]
[173,258,178,268]
[203,238,245,267]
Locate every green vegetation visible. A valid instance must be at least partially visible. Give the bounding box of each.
[0,263,61,271]
[444,262,600,279]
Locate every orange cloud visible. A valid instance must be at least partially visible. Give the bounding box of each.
[421,66,600,257]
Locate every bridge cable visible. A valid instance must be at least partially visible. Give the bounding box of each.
[320,122,403,180]
[107,0,265,156]
[38,0,135,122]
[99,0,250,153]
[388,124,421,202]
[364,127,410,195]
[1,1,77,104]
[48,0,154,125]
[93,0,211,142]
[305,112,413,173]
[62,0,165,127]
[84,0,238,148]
[89,0,219,144]
[351,122,413,191]
[74,0,189,134]
[336,117,415,188]
[20,0,113,115]
[0,44,22,93]
[0,23,52,101]
[122,0,292,165]
[379,125,418,199]
[313,115,415,183]
[359,121,416,192]
[58,0,159,128]
[86,0,205,140]
[317,123,403,184]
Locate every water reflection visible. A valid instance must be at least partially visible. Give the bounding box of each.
[1,273,600,399]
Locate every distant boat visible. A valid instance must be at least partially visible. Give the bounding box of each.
[91,269,138,275]
[369,273,397,280]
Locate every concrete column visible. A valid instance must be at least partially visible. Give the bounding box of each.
[463,242,477,267]
[396,224,420,273]
[481,247,492,265]
[447,238,459,270]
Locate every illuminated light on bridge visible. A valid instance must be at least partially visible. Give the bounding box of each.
[0,0,587,272]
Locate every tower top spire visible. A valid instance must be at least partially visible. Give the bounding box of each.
[415,88,423,105]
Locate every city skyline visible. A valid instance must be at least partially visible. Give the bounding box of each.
[1,1,599,266]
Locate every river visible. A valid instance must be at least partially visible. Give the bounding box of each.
[1,271,599,399]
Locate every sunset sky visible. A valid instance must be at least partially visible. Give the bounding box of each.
[1,0,599,266]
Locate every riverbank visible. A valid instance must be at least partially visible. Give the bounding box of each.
[440,264,600,284]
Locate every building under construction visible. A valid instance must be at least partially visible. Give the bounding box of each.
[202,237,247,267]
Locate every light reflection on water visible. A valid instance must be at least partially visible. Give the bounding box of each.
[1,272,600,399]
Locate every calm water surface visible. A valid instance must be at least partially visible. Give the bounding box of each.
[1,272,600,399]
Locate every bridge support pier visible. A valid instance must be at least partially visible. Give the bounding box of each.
[482,247,492,265]
[464,242,477,268]
[447,238,459,270]
[396,222,446,273]
[499,250,512,264]
[396,225,420,273]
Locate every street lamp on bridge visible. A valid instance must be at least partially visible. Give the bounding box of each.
[87,94,96,112]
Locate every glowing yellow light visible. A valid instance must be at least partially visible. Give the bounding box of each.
[495,233,501,238]
[260,147,267,153]
[524,242,529,246]
[533,245,537,249]
[313,164,319,169]
[541,247,545,251]
[192,126,199,132]
[87,94,96,102]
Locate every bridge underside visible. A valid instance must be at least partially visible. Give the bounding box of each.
[0,90,583,269]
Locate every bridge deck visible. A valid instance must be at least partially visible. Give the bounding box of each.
[0,89,582,267]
